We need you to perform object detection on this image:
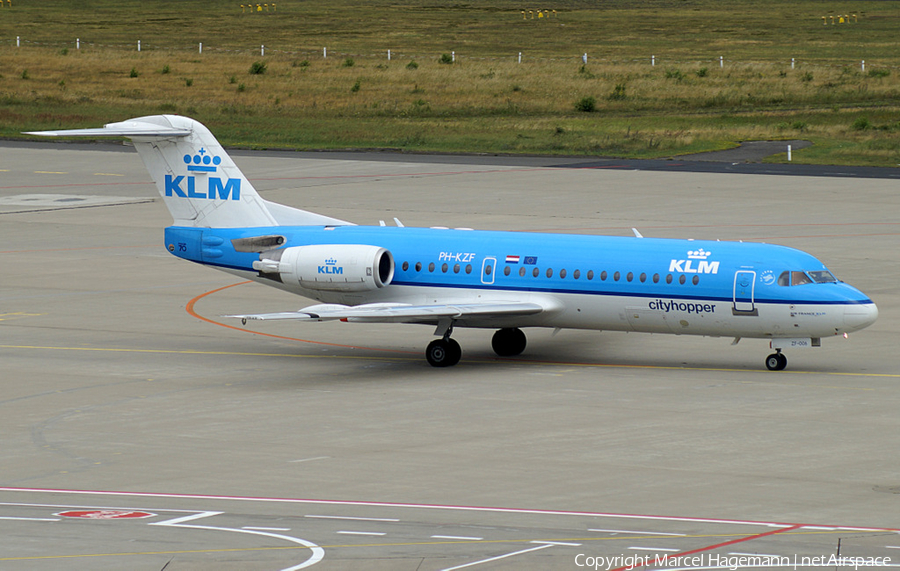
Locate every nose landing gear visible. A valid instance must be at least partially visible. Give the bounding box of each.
[765,350,787,371]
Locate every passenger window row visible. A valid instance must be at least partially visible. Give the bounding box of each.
[399,261,702,286]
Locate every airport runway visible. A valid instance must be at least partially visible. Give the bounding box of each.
[1,142,898,570]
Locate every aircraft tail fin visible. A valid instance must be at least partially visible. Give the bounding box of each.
[25,115,350,229]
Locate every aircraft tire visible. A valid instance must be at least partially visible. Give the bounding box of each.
[426,338,461,367]
[765,353,787,371]
[492,328,527,357]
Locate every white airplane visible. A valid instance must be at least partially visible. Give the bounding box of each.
[27,115,878,370]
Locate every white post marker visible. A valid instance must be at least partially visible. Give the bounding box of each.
[861,60,865,72]
[791,57,795,69]
[261,45,264,56]
[452,50,455,62]
[16,36,19,48]
[787,144,792,162]
[518,52,521,64]
[323,47,327,58]
[138,40,141,52]
[719,55,724,68]
[388,49,391,61]
[199,42,202,54]
[652,55,655,66]
[582,53,587,64]
[76,38,80,50]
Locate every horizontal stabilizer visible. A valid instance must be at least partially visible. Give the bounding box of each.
[24,121,192,139]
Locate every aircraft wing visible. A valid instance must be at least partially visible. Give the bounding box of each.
[227,301,546,324]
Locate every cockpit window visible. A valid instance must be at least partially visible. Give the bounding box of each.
[778,270,838,286]
[792,271,813,286]
[809,270,837,283]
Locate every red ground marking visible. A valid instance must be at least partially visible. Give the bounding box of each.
[185,281,418,354]
[608,524,803,571]
[55,510,156,520]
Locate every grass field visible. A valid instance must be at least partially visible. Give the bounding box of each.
[2,0,900,165]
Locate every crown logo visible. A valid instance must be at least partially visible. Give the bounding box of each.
[183,147,222,173]
[325,258,337,265]
[687,248,711,260]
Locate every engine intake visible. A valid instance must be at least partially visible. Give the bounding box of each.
[253,244,394,292]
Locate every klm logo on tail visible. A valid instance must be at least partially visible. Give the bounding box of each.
[164,149,241,200]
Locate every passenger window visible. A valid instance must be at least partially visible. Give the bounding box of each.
[415,262,422,272]
[441,263,448,273]
[692,275,699,285]
[600,271,607,281]
[587,270,594,280]
[503,266,511,276]
[640,273,647,283]
[402,261,409,271]
[652,273,660,283]
[559,269,567,279]
[465,264,472,274]
[519,266,526,277]
[546,268,553,278]
[626,272,633,282]
[428,262,435,272]
[533,267,540,278]
[613,271,620,282]
[453,264,460,273]
[666,274,673,284]
[573,269,580,280]
[679,274,686,285]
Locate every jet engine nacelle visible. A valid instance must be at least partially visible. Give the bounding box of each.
[253,244,394,292]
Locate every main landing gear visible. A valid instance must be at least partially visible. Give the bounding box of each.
[491,327,527,357]
[425,337,462,368]
[425,327,528,367]
[765,350,788,371]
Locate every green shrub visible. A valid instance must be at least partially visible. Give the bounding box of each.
[852,117,871,130]
[439,53,453,64]
[574,96,596,112]
[130,68,139,78]
[249,61,267,75]
[608,83,626,101]
[406,61,419,70]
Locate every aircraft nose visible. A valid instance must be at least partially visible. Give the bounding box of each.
[844,302,878,331]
